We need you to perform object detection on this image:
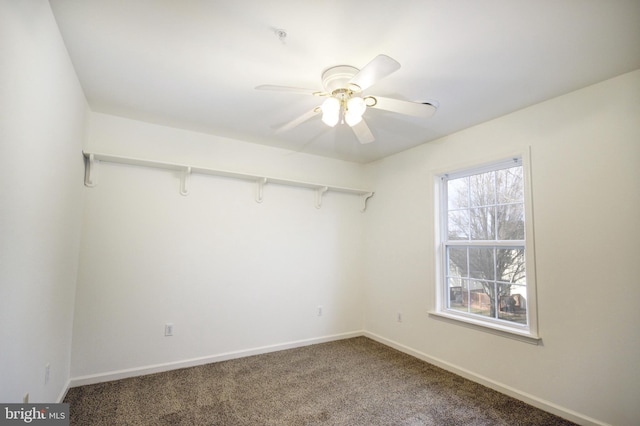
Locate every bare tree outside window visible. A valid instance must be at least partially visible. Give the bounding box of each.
[445,164,527,325]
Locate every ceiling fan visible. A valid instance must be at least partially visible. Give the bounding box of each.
[256,54,437,144]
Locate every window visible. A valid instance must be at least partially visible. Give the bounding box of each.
[433,155,538,341]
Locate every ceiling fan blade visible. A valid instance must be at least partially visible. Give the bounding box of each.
[255,85,319,95]
[351,118,375,144]
[371,96,437,118]
[275,108,320,133]
[349,55,400,91]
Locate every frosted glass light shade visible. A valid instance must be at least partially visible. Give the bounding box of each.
[345,96,366,127]
[321,97,340,127]
[345,111,362,126]
[347,96,366,116]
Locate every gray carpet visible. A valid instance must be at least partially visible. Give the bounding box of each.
[64,337,576,425]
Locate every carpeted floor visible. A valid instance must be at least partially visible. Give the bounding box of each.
[64,337,576,425]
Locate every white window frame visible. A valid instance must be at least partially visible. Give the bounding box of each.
[430,149,540,344]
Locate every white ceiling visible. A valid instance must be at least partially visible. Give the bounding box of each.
[50,0,640,164]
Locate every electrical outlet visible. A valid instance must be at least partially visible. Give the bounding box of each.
[44,363,50,384]
[317,306,323,317]
[397,312,403,323]
[164,323,174,336]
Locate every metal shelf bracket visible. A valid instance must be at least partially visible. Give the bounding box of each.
[315,186,329,209]
[255,177,267,203]
[84,153,97,187]
[180,167,191,196]
[361,192,374,212]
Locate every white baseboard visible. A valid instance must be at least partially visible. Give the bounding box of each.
[56,379,71,403]
[363,331,608,426]
[68,331,364,388]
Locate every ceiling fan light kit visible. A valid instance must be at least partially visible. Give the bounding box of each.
[257,54,437,144]
[321,93,367,128]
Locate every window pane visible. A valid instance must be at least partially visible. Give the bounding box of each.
[448,278,465,310]
[470,207,495,240]
[469,247,495,280]
[447,177,469,210]
[496,166,523,204]
[447,247,468,277]
[469,171,495,207]
[469,279,493,317]
[497,248,526,284]
[497,283,527,324]
[496,204,524,240]
[448,210,469,240]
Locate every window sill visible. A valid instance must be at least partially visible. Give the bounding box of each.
[428,310,542,345]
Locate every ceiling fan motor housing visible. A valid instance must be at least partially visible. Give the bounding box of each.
[321,65,360,94]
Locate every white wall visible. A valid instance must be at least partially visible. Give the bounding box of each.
[363,70,640,426]
[4,5,636,424]
[0,1,87,403]
[71,113,368,379]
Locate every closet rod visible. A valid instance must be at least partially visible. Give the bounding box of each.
[82,152,374,211]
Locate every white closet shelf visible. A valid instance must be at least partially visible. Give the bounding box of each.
[83,151,374,211]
